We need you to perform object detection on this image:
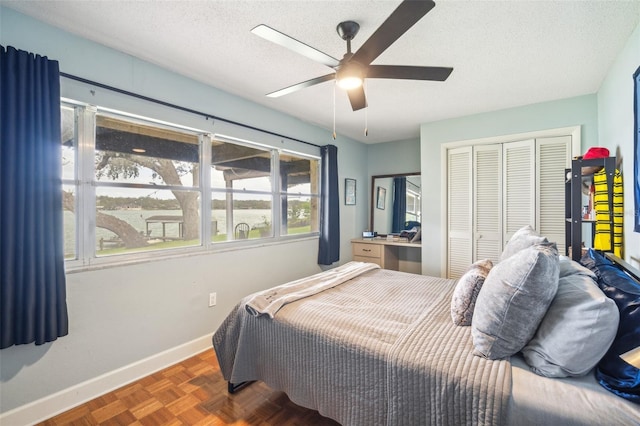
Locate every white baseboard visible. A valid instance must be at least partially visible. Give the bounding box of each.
[0,334,213,426]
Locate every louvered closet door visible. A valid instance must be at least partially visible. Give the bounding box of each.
[537,136,571,253]
[503,140,535,244]
[447,146,472,278]
[473,145,502,264]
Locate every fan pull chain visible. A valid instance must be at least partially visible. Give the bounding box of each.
[364,81,368,137]
[332,82,337,140]
[365,108,368,137]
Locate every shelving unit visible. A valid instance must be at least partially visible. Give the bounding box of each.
[565,156,616,261]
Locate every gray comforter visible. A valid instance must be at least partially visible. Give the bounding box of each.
[213,267,511,425]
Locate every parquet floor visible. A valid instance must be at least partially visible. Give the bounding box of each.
[38,349,340,426]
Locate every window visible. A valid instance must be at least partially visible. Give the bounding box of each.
[94,113,202,256]
[61,101,320,268]
[406,182,421,224]
[280,152,319,236]
[209,139,320,240]
[211,139,273,241]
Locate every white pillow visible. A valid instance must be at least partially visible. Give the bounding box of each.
[521,267,619,377]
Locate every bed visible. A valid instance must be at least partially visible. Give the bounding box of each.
[213,231,640,425]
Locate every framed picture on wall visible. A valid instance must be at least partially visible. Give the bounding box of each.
[345,178,356,205]
[376,186,386,210]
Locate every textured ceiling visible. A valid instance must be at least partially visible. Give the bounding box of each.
[3,0,640,144]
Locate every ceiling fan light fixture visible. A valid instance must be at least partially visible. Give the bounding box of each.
[253,1,451,110]
[336,63,364,90]
[337,75,363,90]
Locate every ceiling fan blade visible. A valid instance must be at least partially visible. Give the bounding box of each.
[347,86,367,111]
[266,73,336,98]
[251,24,340,68]
[367,65,453,81]
[351,0,436,67]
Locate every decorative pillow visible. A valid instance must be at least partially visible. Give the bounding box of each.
[450,259,493,326]
[500,225,548,261]
[580,249,640,404]
[521,270,619,377]
[472,242,559,360]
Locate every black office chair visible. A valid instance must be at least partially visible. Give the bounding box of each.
[234,222,250,239]
[404,221,421,230]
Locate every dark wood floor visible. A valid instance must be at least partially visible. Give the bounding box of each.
[38,349,340,425]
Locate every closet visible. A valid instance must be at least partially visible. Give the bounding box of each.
[445,131,575,278]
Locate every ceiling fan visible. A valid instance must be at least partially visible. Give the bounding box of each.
[251,0,453,111]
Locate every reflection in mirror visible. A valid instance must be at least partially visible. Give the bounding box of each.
[370,173,421,235]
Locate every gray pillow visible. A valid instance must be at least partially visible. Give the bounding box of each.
[558,255,596,279]
[451,259,493,326]
[521,271,619,377]
[501,225,548,261]
[472,242,559,360]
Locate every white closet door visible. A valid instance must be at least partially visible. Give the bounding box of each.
[447,146,472,278]
[537,136,572,254]
[503,140,535,245]
[473,145,502,264]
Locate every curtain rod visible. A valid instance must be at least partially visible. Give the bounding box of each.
[60,72,322,149]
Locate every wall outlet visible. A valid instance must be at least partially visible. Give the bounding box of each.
[209,292,217,307]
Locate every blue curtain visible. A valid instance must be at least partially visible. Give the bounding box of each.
[1,45,68,349]
[634,65,640,233]
[391,177,407,233]
[318,144,340,265]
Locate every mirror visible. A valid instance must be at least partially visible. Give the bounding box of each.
[370,173,421,235]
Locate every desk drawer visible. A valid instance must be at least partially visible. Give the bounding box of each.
[353,255,383,268]
[352,243,381,258]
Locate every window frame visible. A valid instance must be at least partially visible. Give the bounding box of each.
[62,100,320,271]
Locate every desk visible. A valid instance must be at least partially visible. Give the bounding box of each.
[351,238,421,273]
